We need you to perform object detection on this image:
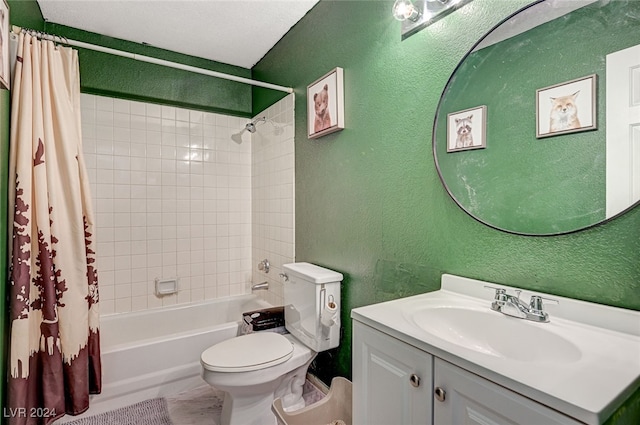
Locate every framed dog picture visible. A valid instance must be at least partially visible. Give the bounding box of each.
[447,105,487,153]
[307,67,344,139]
[0,0,9,90]
[536,74,597,138]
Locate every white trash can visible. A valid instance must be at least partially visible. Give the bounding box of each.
[272,377,352,425]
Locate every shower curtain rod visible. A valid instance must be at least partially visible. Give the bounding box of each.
[11,25,294,94]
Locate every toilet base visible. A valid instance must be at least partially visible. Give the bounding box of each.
[211,355,315,425]
[220,390,278,425]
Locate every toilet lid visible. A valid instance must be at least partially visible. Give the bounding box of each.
[201,332,294,372]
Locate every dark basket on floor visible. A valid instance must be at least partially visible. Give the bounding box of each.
[271,377,352,425]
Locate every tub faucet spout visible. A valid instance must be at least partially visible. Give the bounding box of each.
[251,282,269,291]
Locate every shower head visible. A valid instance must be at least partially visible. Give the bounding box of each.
[231,117,262,144]
[230,116,281,144]
[247,116,267,132]
[245,122,258,133]
[230,132,245,144]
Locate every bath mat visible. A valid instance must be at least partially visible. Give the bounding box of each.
[64,398,173,425]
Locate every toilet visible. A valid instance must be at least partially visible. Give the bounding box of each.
[201,262,343,425]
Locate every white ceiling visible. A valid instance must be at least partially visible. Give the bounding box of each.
[36,0,319,69]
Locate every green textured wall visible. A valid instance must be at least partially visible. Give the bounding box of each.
[253,0,640,422]
[6,0,44,32]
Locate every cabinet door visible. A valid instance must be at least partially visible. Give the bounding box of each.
[433,358,582,425]
[353,321,432,425]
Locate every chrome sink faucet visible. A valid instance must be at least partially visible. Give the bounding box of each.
[484,286,558,323]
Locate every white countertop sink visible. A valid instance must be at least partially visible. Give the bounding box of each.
[408,302,582,363]
[351,274,640,425]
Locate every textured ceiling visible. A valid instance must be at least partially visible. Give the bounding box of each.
[36,0,319,69]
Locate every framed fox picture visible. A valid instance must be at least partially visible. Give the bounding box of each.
[536,74,597,138]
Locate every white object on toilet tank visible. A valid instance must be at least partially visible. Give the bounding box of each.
[282,262,343,352]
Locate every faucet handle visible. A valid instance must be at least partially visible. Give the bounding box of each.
[258,259,270,273]
[484,285,506,298]
[484,286,508,309]
[483,285,504,292]
[529,295,559,312]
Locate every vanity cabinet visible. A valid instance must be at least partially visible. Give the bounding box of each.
[353,320,583,425]
[433,358,582,425]
[352,321,432,425]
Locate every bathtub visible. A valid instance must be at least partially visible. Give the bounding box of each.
[57,294,271,421]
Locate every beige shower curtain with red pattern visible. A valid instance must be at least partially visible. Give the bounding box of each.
[7,32,101,425]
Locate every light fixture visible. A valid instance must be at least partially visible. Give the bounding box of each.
[394,0,476,40]
[392,0,421,22]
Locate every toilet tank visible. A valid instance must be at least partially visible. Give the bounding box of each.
[282,262,343,352]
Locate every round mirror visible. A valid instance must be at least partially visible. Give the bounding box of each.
[433,0,640,235]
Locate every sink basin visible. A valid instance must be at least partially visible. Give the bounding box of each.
[409,306,582,362]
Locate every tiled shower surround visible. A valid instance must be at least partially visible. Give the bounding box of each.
[81,94,294,314]
[251,95,296,306]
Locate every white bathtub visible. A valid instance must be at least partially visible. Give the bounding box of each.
[56,294,271,422]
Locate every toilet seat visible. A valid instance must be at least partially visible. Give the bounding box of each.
[201,332,294,372]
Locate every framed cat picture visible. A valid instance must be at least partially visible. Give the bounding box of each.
[447,105,487,153]
[307,67,344,139]
[536,74,597,138]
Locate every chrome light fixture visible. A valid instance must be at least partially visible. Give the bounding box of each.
[392,0,421,22]
[394,0,475,40]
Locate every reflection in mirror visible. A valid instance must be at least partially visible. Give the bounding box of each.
[433,0,640,235]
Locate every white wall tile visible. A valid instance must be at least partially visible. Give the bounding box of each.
[130,101,146,116]
[146,104,161,118]
[174,108,188,122]
[82,93,294,314]
[96,96,113,111]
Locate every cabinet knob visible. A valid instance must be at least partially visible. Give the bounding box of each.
[409,374,420,388]
[434,386,446,402]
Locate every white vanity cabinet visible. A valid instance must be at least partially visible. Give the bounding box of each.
[353,320,583,425]
[352,321,432,425]
[351,275,640,425]
[433,358,582,425]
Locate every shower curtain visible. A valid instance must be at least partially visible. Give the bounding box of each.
[7,32,101,425]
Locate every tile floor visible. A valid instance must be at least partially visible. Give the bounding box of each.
[166,380,326,425]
